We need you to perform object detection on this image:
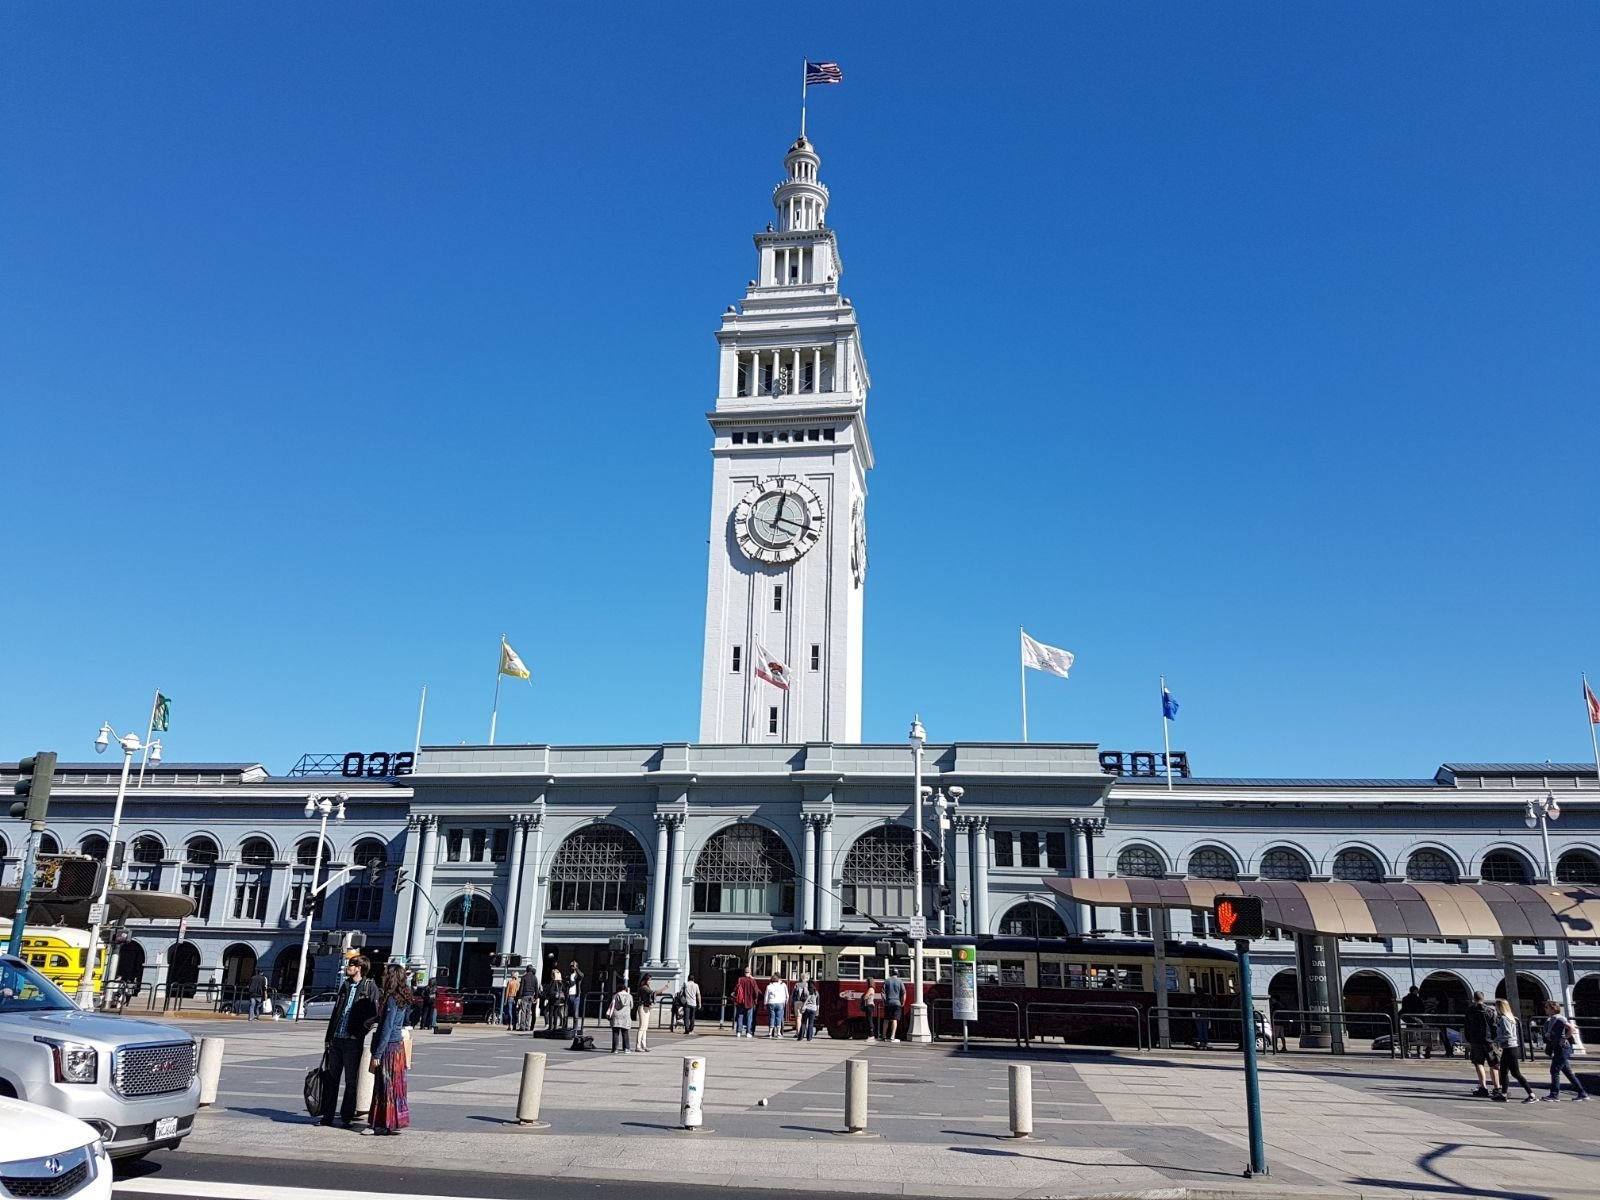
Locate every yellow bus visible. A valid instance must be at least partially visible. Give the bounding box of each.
[0,920,107,994]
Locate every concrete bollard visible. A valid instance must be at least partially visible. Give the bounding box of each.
[197,1037,225,1107]
[517,1052,549,1127]
[844,1058,869,1133]
[681,1055,706,1130]
[1008,1063,1033,1138]
[355,1051,376,1116]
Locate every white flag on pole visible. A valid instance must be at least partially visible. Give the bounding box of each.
[1021,631,1074,679]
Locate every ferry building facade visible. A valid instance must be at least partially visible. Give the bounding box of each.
[5,135,1598,1021]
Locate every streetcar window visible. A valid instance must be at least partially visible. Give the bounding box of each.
[998,959,1026,986]
[863,956,887,981]
[1039,961,1065,989]
[837,955,863,981]
[752,955,771,976]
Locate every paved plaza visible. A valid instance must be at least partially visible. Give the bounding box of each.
[124,1015,1600,1200]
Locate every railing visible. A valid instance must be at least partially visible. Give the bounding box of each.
[1026,1001,1146,1051]
[1143,1005,1272,1055]
[929,997,1023,1047]
[1271,1008,1400,1057]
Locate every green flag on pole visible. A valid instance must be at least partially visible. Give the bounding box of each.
[152,693,172,732]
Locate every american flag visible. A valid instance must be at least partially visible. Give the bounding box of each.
[805,61,843,86]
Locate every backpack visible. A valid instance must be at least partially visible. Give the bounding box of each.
[1465,1001,1495,1043]
[570,1034,596,1051]
[1545,1018,1575,1055]
[303,1047,332,1116]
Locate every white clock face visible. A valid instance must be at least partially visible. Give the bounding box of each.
[734,478,825,565]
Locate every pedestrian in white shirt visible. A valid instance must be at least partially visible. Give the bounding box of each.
[763,977,790,1039]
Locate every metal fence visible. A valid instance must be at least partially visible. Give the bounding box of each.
[1144,1005,1272,1054]
[930,997,1023,1047]
[1269,1008,1400,1057]
[1026,1001,1147,1051]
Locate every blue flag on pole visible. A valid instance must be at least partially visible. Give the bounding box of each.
[1162,688,1179,720]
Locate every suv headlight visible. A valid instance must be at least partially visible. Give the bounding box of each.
[34,1036,99,1083]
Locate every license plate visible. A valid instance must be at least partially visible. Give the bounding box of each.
[155,1117,179,1139]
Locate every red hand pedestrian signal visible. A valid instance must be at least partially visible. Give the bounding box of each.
[1213,895,1264,939]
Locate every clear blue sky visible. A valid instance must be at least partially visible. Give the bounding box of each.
[3,4,1596,779]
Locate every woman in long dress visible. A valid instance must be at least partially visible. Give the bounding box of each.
[365,964,413,1135]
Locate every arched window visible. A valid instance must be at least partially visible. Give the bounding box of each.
[341,838,389,924]
[1116,846,1165,878]
[1557,850,1600,886]
[1480,850,1531,885]
[185,837,219,865]
[1406,849,1458,884]
[1186,846,1239,881]
[840,826,938,921]
[80,834,109,861]
[37,833,60,856]
[239,838,275,865]
[693,824,795,915]
[131,835,164,864]
[548,824,648,913]
[442,895,501,928]
[295,837,333,867]
[1333,848,1383,882]
[180,839,217,921]
[998,901,1068,939]
[351,838,387,869]
[1259,848,1311,882]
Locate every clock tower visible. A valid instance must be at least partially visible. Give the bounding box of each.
[699,135,872,744]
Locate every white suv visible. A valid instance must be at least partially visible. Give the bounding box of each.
[0,955,199,1161]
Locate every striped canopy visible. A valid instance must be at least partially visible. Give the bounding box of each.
[1045,876,1600,940]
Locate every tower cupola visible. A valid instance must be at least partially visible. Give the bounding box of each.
[773,136,828,232]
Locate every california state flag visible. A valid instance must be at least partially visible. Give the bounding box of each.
[755,644,791,691]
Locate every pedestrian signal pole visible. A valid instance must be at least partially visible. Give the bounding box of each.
[1214,895,1268,1178]
[8,752,58,958]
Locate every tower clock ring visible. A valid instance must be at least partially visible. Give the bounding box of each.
[735,477,825,565]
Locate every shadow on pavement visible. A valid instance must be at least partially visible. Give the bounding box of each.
[224,1105,315,1125]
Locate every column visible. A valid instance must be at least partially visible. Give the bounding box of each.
[816,815,834,930]
[1072,820,1091,935]
[407,817,439,966]
[648,814,671,965]
[770,349,781,393]
[499,817,527,957]
[518,809,545,966]
[391,817,422,961]
[663,816,686,968]
[215,860,238,928]
[801,816,817,933]
[951,816,972,935]
[791,348,801,391]
[972,817,991,935]
[265,861,292,928]
[812,348,821,393]
[157,857,180,896]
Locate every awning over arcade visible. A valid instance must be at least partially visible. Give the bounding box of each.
[0,888,195,929]
[1046,877,1600,941]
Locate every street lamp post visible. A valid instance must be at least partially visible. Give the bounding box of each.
[930,786,964,935]
[961,886,971,937]
[1527,791,1576,1018]
[456,884,476,989]
[907,716,932,1042]
[79,724,162,1007]
[292,794,346,1020]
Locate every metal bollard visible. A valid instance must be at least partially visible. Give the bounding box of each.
[197,1037,225,1107]
[355,1051,376,1116]
[844,1058,869,1133]
[517,1051,549,1127]
[1008,1063,1033,1138]
[681,1055,706,1129]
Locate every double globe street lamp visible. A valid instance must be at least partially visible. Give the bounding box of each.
[291,793,347,1020]
[78,723,162,1006]
[1526,791,1577,1018]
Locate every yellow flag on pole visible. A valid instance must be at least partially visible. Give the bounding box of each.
[499,640,531,680]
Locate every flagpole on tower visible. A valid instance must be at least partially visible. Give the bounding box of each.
[800,57,808,139]
[1020,627,1030,743]
[1585,673,1600,782]
[137,689,160,788]
[414,685,428,758]
[489,637,504,746]
[1161,676,1174,791]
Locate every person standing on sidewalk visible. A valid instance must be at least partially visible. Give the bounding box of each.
[680,975,701,1034]
[608,981,634,1053]
[733,967,761,1038]
[763,975,790,1039]
[1492,998,1536,1102]
[1464,991,1498,1097]
[882,969,907,1043]
[318,956,378,1128]
[1541,1000,1589,1101]
[634,974,655,1052]
[363,964,413,1136]
[799,980,820,1041]
[862,981,881,1042]
[502,971,521,1031]
[247,968,269,1020]
[568,962,585,1032]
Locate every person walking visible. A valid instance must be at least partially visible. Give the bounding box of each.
[518,965,538,1031]
[862,981,881,1043]
[799,979,820,1041]
[318,955,378,1129]
[681,974,701,1034]
[882,968,907,1043]
[568,962,585,1033]
[733,967,761,1038]
[247,968,269,1020]
[416,974,437,1032]
[791,975,811,1040]
[502,971,521,1031]
[1492,998,1536,1103]
[607,981,634,1053]
[763,974,790,1038]
[1464,990,1498,1097]
[634,974,655,1052]
[363,964,413,1136]
[1541,999,1589,1101]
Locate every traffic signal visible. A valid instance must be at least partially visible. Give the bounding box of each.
[1213,895,1265,940]
[11,751,57,823]
[489,953,504,968]
[52,858,105,903]
[937,885,953,911]
[365,857,385,885]
[392,868,410,896]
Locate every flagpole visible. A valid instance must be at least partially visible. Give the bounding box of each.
[137,689,159,788]
[489,638,504,746]
[1161,676,1174,791]
[414,685,427,758]
[800,58,808,138]
[1020,627,1029,743]
[1586,673,1600,782]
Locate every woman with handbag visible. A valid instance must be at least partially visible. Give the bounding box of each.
[634,974,655,1053]
[1492,998,1536,1102]
[364,964,413,1136]
[608,981,634,1053]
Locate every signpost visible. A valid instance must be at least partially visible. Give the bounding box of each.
[1213,896,1268,1178]
[951,943,978,1051]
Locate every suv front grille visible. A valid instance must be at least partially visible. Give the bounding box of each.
[112,1040,197,1098]
[0,1146,91,1198]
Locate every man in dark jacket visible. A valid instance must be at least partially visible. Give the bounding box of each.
[1463,991,1499,1097]
[319,955,378,1127]
[247,969,270,1020]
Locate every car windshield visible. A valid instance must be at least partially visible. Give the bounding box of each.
[0,957,79,1013]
